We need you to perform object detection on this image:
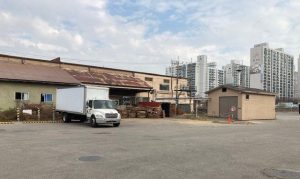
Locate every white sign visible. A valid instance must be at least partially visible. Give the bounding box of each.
[230,106,236,112]
[23,109,32,115]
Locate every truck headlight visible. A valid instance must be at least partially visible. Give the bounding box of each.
[95,114,104,118]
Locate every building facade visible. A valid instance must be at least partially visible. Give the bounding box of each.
[224,60,250,87]
[250,43,294,100]
[207,62,224,90]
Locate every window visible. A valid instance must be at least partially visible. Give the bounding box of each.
[94,100,116,109]
[222,88,227,92]
[145,77,153,81]
[41,93,53,103]
[88,100,93,108]
[163,79,170,83]
[160,84,170,91]
[15,92,29,101]
[246,94,250,100]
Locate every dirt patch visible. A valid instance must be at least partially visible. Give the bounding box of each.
[174,120,215,126]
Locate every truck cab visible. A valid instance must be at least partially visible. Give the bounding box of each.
[86,99,121,127]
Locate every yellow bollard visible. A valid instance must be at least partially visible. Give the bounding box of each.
[37,108,40,121]
[16,107,20,121]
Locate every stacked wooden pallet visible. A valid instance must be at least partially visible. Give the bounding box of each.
[117,106,163,119]
[147,107,162,118]
[117,106,128,118]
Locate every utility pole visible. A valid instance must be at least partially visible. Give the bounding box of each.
[175,57,179,115]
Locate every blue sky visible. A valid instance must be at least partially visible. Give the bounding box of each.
[0,0,299,73]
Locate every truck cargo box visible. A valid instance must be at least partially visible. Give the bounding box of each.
[56,86,109,115]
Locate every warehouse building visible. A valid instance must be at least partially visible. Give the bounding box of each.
[0,62,80,110]
[206,85,276,120]
[0,54,191,114]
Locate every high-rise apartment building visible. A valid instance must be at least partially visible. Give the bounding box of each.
[218,70,225,86]
[165,55,224,98]
[165,60,197,96]
[165,60,180,77]
[223,60,250,87]
[195,55,208,98]
[250,43,294,99]
[207,62,224,90]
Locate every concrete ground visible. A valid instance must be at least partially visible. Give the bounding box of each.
[0,112,299,179]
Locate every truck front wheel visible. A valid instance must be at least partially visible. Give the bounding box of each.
[62,113,70,123]
[113,123,120,127]
[90,116,97,127]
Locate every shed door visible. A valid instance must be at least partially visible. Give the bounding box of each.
[219,96,238,119]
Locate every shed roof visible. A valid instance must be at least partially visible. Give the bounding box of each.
[206,85,277,96]
[0,62,81,85]
[65,70,152,90]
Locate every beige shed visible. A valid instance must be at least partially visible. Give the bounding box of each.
[206,85,277,120]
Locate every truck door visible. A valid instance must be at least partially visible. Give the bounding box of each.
[86,100,93,119]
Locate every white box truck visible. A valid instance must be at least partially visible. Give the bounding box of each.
[56,86,121,127]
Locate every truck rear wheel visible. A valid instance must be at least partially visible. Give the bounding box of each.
[62,113,70,123]
[90,116,97,127]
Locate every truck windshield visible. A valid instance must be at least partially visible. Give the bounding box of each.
[93,100,116,109]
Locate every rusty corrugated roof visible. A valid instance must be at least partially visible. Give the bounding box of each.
[66,70,152,89]
[0,62,81,85]
[0,53,187,79]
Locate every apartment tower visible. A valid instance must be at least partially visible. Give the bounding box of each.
[224,60,250,87]
[250,43,294,99]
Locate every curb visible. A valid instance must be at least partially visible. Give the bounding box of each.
[212,121,254,125]
[0,122,14,125]
[22,121,63,124]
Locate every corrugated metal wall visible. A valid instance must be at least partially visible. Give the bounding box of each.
[219,96,238,119]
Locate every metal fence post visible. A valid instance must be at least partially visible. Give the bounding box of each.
[195,100,198,118]
[52,106,55,121]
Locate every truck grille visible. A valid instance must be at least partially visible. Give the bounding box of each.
[105,113,118,118]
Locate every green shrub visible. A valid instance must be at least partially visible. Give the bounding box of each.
[0,108,17,121]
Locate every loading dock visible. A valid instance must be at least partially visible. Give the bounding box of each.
[161,103,171,117]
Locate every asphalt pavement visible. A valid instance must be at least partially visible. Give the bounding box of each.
[0,112,299,179]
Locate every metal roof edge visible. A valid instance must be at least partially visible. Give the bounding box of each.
[0,53,188,79]
[0,78,81,86]
[206,85,277,96]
